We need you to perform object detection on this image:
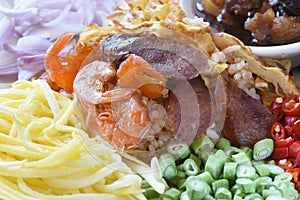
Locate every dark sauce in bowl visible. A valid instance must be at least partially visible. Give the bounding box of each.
[193,0,300,46]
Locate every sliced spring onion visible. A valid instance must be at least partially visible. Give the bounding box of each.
[159,153,177,180]
[167,141,190,161]
[253,139,274,161]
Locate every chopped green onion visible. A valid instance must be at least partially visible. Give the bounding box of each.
[253,139,274,161]
[160,188,181,200]
[167,141,191,161]
[191,135,214,154]
[215,137,231,149]
[159,153,177,180]
[236,165,257,180]
[212,179,229,193]
[215,187,232,199]
[183,158,200,176]
[204,155,224,179]
[223,162,237,181]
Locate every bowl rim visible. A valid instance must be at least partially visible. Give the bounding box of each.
[179,0,300,59]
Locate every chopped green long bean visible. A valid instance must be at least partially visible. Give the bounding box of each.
[167,141,191,161]
[204,155,224,179]
[159,153,177,180]
[212,179,229,193]
[236,165,257,180]
[160,188,181,200]
[185,176,210,199]
[215,187,232,199]
[215,137,231,149]
[191,135,214,154]
[182,158,200,176]
[253,139,274,161]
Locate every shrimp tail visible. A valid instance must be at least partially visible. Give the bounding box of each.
[44,33,76,93]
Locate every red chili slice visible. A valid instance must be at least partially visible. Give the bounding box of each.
[275,137,294,148]
[289,141,300,158]
[276,158,297,169]
[270,97,284,121]
[284,125,293,138]
[293,120,300,140]
[271,122,286,141]
[287,168,300,183]
[284,116,300,126]
[282,95,300,117]
[271,147,289,159]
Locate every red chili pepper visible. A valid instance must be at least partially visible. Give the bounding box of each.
[274,137,294,148]
[284,125,293,138]
[282,95,300,117]
[270,97,284,121]
[289,141,300,158]
[287,168,300,183]
[277,158,297,169]
[271,122,286,141]
[284,116,300,126]
[293,120,300,140]
[271,147,289,159]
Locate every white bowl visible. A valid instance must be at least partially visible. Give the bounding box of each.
[180,0,300,68]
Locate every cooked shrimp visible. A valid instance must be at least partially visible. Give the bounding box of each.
[74,57,159,150]
[45,33,96,93]
[117,54,168,99]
